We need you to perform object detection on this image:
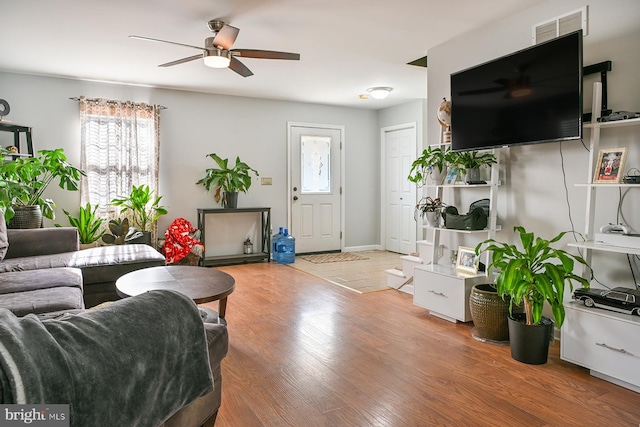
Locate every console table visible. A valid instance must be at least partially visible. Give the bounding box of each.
[197,207,271,266]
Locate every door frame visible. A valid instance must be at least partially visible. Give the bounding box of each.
[380,122,418,252]
[287,122,346,252]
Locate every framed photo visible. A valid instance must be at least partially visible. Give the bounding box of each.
[443,168,459,185]
[593,147,627,184]
[456,246,479,275]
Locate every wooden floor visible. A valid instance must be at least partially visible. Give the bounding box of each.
[202,263,640,427]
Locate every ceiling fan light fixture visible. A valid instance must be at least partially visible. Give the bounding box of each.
[367,87,393,100]
[204,49,231,68]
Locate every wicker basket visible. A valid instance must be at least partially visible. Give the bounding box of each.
[173,252,201,266]
[469,284,511,343]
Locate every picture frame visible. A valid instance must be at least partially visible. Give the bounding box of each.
[593,147,627,184]
[443,168,459,185]
[455,246,479,275]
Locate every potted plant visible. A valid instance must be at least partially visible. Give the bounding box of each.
[110,184,168,245]
[56,202,106,248]
[415,196,445,227]
[475,226,591,364]
[196,153,259,209]
[450,150,497,183]
[408,146,454,186]
[101,218,143,245]
[0,148,85,227]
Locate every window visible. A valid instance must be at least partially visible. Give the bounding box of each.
[78,97,161,219]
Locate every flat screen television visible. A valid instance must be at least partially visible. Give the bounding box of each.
[450,30,583,152]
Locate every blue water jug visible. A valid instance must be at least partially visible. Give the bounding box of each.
[276,228,296,264]
[271,227,284,262]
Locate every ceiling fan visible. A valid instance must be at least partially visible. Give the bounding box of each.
[130,19,300,77]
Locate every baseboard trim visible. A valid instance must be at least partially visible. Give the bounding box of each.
[343,245,383,252]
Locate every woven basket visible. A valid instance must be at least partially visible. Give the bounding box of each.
[7,205,42,229]
[174,252,201,266]
[469,284,511,343]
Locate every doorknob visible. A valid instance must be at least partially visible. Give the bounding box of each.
[293,187,298,192]
[293,196,299,201]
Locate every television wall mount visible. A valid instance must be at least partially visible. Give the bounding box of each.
[583,60,612,122]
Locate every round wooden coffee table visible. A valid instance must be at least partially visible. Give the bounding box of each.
[115,266,235,318]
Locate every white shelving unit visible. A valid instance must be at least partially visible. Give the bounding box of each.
[560,81,640,392]
[409,137,502,322]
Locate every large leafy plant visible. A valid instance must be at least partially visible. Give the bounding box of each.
[475,226,591,327]
[196,153,259,203]
[110,185,168,232]
[0,148,85,220]
[56,202,106,244]
[408,146,455,184]
[101,218,143,245]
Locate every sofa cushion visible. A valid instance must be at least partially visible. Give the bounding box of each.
[0,267,83,295]
[0,244,165,284]
[0,219,7,262]
[0,286,84,316]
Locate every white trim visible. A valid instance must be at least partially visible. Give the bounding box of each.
[287,122,346,252]
[380,122,418,252]
[343,244,382,253]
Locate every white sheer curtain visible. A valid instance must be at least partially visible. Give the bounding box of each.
[79,96,161,225]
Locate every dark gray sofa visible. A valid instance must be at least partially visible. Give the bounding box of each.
[0,225,166,310]
[0,290,228,427]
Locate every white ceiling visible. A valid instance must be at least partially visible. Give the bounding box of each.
[0,0,541,109]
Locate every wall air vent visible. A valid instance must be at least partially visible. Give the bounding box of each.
[532,6,588,45]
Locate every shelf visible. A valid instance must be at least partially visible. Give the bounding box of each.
[202,252,270,267]
[420,225,501,233]
[568,241,640,256]
[426,181,501,189]
[584,117,640,129]
[575,183,640,188]
[417,263,488,279]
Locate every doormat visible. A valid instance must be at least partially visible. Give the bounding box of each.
[299,252,369,264]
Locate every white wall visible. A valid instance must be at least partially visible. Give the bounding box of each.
[0,72,382,248]
[427,0,640,288]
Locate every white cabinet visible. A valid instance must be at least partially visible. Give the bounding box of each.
[561,81,640,392]
[561,301,640,392]
[414,265,489,322]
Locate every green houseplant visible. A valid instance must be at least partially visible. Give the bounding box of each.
[0,148,85,226]
[56,202,106,246]
[101,218,143,245]
[110,185,168,233]
[449,150,497,183]
[476,226,591,364]
[408,146,454,186]
[196,153,259,208]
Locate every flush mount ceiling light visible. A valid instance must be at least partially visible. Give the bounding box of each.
[367,87,393,100]
[203,49,231,68]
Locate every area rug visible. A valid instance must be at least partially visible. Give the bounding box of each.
[299,252,369,264]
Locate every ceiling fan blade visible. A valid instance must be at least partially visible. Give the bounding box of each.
[212,25,239,50]
[158,54,202,67]
[232,49,300,60]
[229,57,254,77]
[129,35,205,52]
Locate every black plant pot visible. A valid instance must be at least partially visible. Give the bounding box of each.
[222,192,238,209]
[7,205,43,229]
[507,313,554,365]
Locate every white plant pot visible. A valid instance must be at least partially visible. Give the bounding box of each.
[429,166,447,185]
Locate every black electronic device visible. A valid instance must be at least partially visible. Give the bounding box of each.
[450,30,583,152]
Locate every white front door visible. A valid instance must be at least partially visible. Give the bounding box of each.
[384,125,417,254]
[289,124,342,254]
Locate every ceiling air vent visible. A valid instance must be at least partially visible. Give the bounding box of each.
[532,6,588,45]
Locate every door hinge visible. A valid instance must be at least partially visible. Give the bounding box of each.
[340,231,343,239]
[340,141,343,149]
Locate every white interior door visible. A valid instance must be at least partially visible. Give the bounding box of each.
[289,124,342,254]
[384,125,417,254]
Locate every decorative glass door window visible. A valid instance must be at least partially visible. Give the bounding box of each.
[300,135,331,193]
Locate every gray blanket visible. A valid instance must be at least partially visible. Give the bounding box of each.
[0,290,213,427]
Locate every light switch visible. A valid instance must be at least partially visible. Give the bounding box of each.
[261,177,272,185]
